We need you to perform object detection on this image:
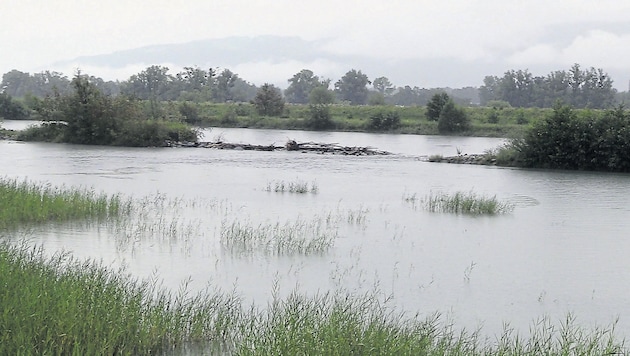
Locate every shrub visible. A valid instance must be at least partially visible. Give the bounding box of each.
[368,111,401,131]
[438,100,471,133]
[253,84,285,116]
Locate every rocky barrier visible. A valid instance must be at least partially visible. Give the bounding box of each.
[166,139,392,156]
[427,154,497,165]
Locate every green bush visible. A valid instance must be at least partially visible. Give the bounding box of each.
[368,110,401,131]
[438,100,471,133]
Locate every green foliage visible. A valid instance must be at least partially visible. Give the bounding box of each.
[426,92,450,121]
[510,104,630,171]
[253,83,285,116]
[438,100,471,133]
[334,69,370,105]
[285,69,329,104]
[306,104,334,130]
[18,73,199,147]
[367,92,386,106]
[0,92,29,119]
[178,101,200,123]
[309,86,335,105]
[368,110,401,131]
[480,64,616,109]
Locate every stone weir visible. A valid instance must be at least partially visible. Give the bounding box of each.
[427,153,497,165]
[165,139,392,156]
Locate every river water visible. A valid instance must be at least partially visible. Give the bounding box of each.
[2,120,630,339]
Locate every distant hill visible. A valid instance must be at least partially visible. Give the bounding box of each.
[53,35,489,95]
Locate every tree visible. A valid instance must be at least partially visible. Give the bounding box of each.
[426,92,450,121]
[253,83,285,116]
[0,92,28,119]
[214,69,239,102]
[306,86,335,130]
[63,73,118,145]
[437,99,470,133]
[285,69,329,104]
[372,76,395,96]
[334,69,370,105]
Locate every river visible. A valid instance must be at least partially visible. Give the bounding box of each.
[2,120,630,339]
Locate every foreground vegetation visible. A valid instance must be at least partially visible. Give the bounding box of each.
[0,241,625,355]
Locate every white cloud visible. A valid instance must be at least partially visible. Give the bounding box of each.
[508,30,630,70]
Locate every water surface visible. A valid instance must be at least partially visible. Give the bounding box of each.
[2,122,629,339]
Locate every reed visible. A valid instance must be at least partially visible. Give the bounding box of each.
[0,242,242,355]
[1,241,625,355]
[0,177,131,230]
[234,289,625,356]
[264,179,318,194]
[422,191,514,215]
[220,216,336,256]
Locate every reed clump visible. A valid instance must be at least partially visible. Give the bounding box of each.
[0,177,130,230]
[220,216,336,256]
[264,179,318,194]
[422,191,514,215]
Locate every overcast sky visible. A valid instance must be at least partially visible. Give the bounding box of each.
[2,0,630,90]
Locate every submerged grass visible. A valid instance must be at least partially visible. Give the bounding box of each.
[0,177,130,230]
[264,179,318,194]
[220,216,337,256]
[420,191,514,215]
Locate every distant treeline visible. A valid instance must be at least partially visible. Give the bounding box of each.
[0,64,628,112]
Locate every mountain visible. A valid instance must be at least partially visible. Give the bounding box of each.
[52,35,492,92]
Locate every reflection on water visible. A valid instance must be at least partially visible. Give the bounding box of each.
[2,125,630,339]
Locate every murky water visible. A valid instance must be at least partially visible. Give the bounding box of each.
[2,120,630,338]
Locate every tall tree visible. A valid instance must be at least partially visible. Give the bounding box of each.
[334,69,370,105]
[426,92,450,121]
[214,69,238,102]
[285,69,329,104]
[372,76,395,96]
[253,83,284,116]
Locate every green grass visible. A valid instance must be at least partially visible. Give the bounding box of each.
[0,177,130,230]
[420,191,514,215]
[0,242,242,355]
[1,238,626,355]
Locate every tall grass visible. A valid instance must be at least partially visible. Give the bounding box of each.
[420,191,514,215]
[0,177,130,230]
[235,289,625,356]
[220,216,337,256]
[1,241,626,355]
[0,242,242,355]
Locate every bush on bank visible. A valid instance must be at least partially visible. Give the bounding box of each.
[500,104,630,172]
[17,74,199,147]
